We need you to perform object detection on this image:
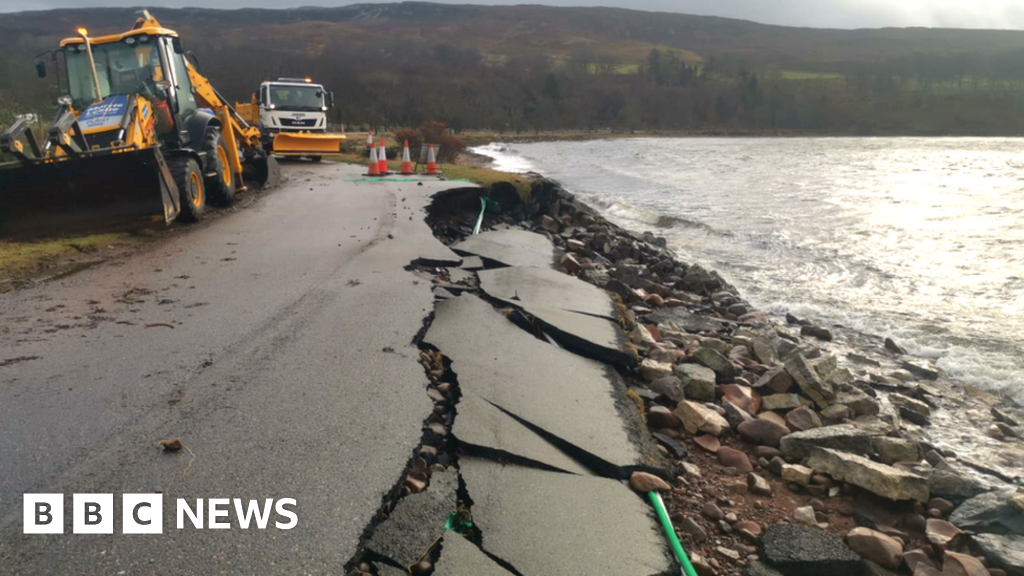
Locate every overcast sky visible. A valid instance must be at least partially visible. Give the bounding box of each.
[1,0,1023,30]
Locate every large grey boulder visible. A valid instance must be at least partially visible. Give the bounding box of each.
[762,393,806,412]
[871,437,921,465]
[808,447,929,502]
[889,393,931,426]
[902,360,940,381]
[648,375,684,404]
[751,337,780,365]
[813,354,853,386]
[780,424,875,460]
[693,346,736,383]
[785,354,836,409]
[674,400,730,436]
[738,418,791,447]
[950,490,1024,535]
[971,533,1024,576]
[928,463,988,502]
[834,389,880,417]
[675,363,717,401]
[754,366,794,394]
[646,307,729,333]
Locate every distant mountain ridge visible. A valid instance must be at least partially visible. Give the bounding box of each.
[3,2,1024,135]
[4,2,1024,68]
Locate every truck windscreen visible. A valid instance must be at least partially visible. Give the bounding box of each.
[267,85,323,111]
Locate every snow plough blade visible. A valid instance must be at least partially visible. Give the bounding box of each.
[271,132,345,158]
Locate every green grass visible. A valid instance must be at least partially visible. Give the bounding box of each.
[334,152,537,202]
[0,233,126,277]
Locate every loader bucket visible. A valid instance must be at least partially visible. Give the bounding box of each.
[244,154,281,190]
[271,132,346,157]
[0,148,178,239]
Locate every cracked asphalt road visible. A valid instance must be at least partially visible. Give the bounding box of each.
[0,162,465,575]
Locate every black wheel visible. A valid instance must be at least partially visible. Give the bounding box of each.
[308,156,322,163]
[203,128,236,207]
[170,156,206,222]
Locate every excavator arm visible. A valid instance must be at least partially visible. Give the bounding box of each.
[186,62,272,189]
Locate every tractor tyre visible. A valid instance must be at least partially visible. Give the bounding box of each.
[203,129,236,207]
[171,156,207,223]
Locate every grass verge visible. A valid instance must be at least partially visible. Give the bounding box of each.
[333,152,537,202]
[0,233,128,279]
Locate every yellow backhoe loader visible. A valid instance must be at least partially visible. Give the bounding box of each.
[235,77,346,161]
[0,11,279,237]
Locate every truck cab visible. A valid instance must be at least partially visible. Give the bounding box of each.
[255,78,334,149]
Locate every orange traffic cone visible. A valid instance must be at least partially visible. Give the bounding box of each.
[425,144,439,175]
[400,140,413,175]
[365,144,380,176]
[378,138,389,175]
[365,130,374,149]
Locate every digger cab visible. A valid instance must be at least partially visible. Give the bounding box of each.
[0,13,243,236]
[57,20,198,149]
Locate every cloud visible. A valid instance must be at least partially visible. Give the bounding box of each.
[1,0,1023,29]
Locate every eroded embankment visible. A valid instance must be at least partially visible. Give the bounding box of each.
[347,177,1024,576]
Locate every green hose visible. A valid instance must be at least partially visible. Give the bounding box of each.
[472,196,489,235]
[648,491,699,576]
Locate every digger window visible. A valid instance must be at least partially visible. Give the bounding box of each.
[164,43,197,118]
[64,39,163,108]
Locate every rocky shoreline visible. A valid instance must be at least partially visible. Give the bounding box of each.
[425,177,1022,576]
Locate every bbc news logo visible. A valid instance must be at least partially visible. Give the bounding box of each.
[24,494,297,534]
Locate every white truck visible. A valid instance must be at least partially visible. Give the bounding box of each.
[238,77,344,161]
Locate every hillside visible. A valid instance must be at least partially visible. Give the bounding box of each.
[3,2,1024,134]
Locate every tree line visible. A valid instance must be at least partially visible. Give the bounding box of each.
[5,30,1024,136]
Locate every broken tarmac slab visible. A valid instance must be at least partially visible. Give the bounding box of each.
[451,229,556,269]
[459,457,676,576]
[458,255,485,270]
[477,265,633,366]
[478,266,615,318]
[759,523,864,576]
[520,303,635,368]
[434,530,515,576]
[425,294,656,473]
[366,469,459,568]
[454,392,592,476]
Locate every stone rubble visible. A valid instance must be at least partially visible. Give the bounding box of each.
[370,178,1024,576]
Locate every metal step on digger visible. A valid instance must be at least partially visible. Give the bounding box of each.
[0,10,280,238]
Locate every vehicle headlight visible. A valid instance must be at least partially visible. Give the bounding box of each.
[268,104,276,110]
[57,94,73,106]
[321,106,328,111]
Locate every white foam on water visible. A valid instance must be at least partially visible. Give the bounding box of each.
[469,143,536,173]
[473,138,1024,403]
[585,195,666,227]
[748,294,1024,404]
